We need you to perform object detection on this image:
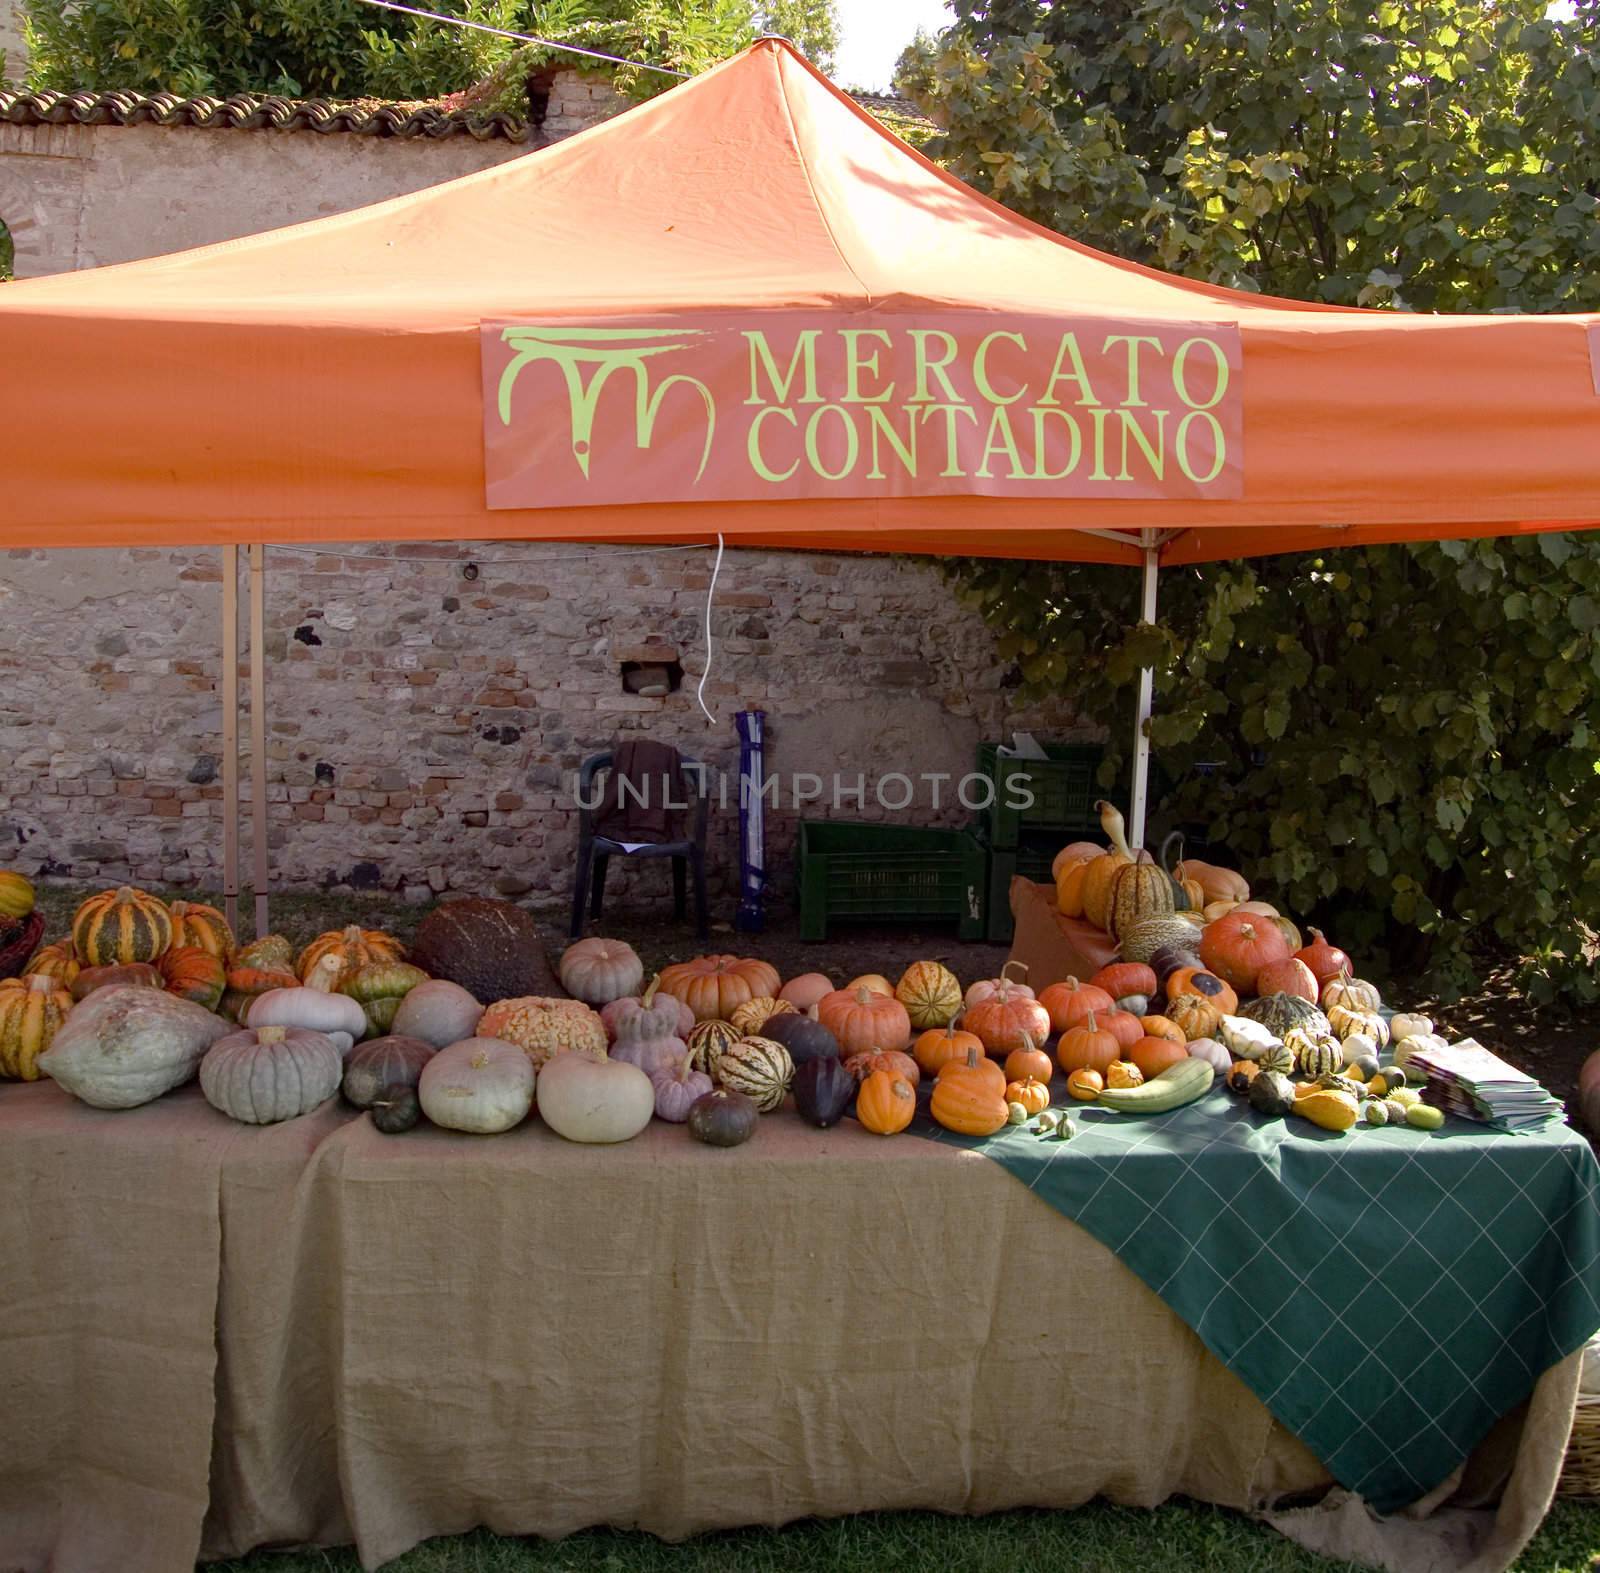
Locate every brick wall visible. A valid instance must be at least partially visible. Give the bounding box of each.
[0,543,1083,915]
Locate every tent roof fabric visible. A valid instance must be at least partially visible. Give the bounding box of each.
[3,38,1597,565]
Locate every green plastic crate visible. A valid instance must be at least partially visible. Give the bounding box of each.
[983,832,1056,944]
[797,820,986,942]
[977,742,1106,849]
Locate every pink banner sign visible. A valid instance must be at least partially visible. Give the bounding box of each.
[482,312,1243,509]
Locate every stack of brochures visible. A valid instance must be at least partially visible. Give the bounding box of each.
[1405,1037,1566,1132]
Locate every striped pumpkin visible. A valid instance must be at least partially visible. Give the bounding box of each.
[729,995,797,1037]
[895,960,963,1031]
[166,900,235,961]
[1108,860,1176,944]
[71,886,173,967]
[159,945,227,1013]
[296,925,405,985]
[1256,1041,1296,1079]
[712,1035,794,1114]
[0,871,35,921]
[685,1018,741,1073]
[1286,1027,1344,1080]
[23,940,80,990]
[0,974,72,1080]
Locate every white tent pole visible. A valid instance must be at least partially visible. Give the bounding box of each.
[221,546,241,936]
[1128,532,1160,852]
[248,544,269,938]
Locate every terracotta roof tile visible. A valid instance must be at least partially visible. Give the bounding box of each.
[0,87,531,141]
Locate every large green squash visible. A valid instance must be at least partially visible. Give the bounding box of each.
[1237,993,1331,1040]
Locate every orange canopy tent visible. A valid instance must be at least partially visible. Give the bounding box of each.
[4,36,1600,863]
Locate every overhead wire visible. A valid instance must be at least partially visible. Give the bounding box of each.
[352,0,690,77]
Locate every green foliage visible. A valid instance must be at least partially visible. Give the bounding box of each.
[21,0,837,102]
[0,218,12,282]
[755,0,837,73]
[906,2,1600,999]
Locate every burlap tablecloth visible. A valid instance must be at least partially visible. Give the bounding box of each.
[0,1080,1580,1573]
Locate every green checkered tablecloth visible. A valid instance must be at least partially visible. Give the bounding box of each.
[914,1086,1600,1514]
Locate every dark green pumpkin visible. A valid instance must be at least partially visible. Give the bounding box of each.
[1247,1069,1298,1119]
[343,1035,436,1109]
[1238,993,1331,1039]
[369,1083,421,1134]
[686,1088,758,1148]
[792,1054,854,1128]
[762,1011,840,1067]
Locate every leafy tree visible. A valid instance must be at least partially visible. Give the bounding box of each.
[900,2,1600,999]
[23,0,837,101]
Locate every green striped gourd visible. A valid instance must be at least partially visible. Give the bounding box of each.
[1285,1026,1343,1079]
[70,886,173,967]
[712,1035,794,1113]
[1255,1041,1296,1078]
[1237,993,1331,1040]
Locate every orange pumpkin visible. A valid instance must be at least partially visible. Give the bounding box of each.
[1165,967,1239,1016]
[856,1070,915,1135]
[1294,929,1350,988]
[1254,956,1320,1003]
[914,1023,985,1078]
[166,900,235,960]
[1006,1077,1050,1116]
[846,973,894,996]
[895,960,963,1030]
[1164,992,1223,1042]
[1054,857,1092,919]
[1199,913,1290,994]
[658,955,783,1022]
[158,944,227,1012]
[963,983,1051,1054]
[1140,1014,1186,1045]
[818,985,913,1054]
[1101,1009,1143,1049]
[930,1048,1010,1136]
[1129,1035,1190,1079]
[1089,962,1158,1003]
[296,924,405,984]
[936,1050,1006,1097]
[1066,1067,1104,1101]
[1056,1011,1119,1078]
[1002,1040,1054,1085]
[1037,975,1114,1034]
[844,1049,921,1089]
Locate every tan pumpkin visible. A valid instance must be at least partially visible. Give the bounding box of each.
[817,985,913,1054]
[296,925,405,986]
[729,995,797,1036]
[777,972,834,1011]
[476,995,608,1071]
[1079,801,1135,931]
[0,973,73,1080]
[846,973,895,997]
[71,886,172,967]
[657,955,782,1022]
[165,900,235,961]
[895,961,963,1030]
[1321,971,1382,1013]
[1182,859,1251,905]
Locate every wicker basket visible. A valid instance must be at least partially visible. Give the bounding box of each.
[1559,1394,1600,1499]
[0,910,44,981]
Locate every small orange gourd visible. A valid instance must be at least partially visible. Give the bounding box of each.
[913,1022,985,1079]
[856,1070,915,1135]
[1002,1037,1053,1085]
[930,1048,1010,1137]
[1105,1060,1144,1090]
[1056,1011,1118,1078]
[1066,1067,1104,1101]
[1005,1077,1050,1116]
[1140,1014,1185,1045]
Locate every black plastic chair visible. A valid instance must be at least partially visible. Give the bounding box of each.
[569,751,710,940]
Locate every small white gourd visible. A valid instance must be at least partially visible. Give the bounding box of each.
[1218,1014,1282,1061]
[247,954,368,1054]
[1389,1012,1435,1043]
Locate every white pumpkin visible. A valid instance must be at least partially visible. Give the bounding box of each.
[248,954,367,1054]
[1389,1012,1435,1043]
[38,986,231,1109]
[1393,1031,1449,1069]
[536,1050,654,1144]
[1218,1013,1283,1061]
[1339,1032,1379,1067]
[391,978,485,1049]
[1321,974,1383,1013]
[558,938,644,1007]
[200,1024,342,1125]
[1186,1037,1232,1075]
[418,1036,534,1134]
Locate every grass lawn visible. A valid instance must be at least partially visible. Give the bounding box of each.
[206,1499,1600,1573]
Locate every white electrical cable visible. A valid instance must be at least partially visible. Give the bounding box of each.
[696,532,725,726]
[353,0,690,77]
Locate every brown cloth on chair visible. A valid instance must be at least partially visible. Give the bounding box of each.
[592,740,681,842]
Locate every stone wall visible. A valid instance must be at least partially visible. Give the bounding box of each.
[0,0,23,83]
[0,543,1081,916]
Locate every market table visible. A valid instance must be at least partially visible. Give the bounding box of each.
[0,1080,1590,1573]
